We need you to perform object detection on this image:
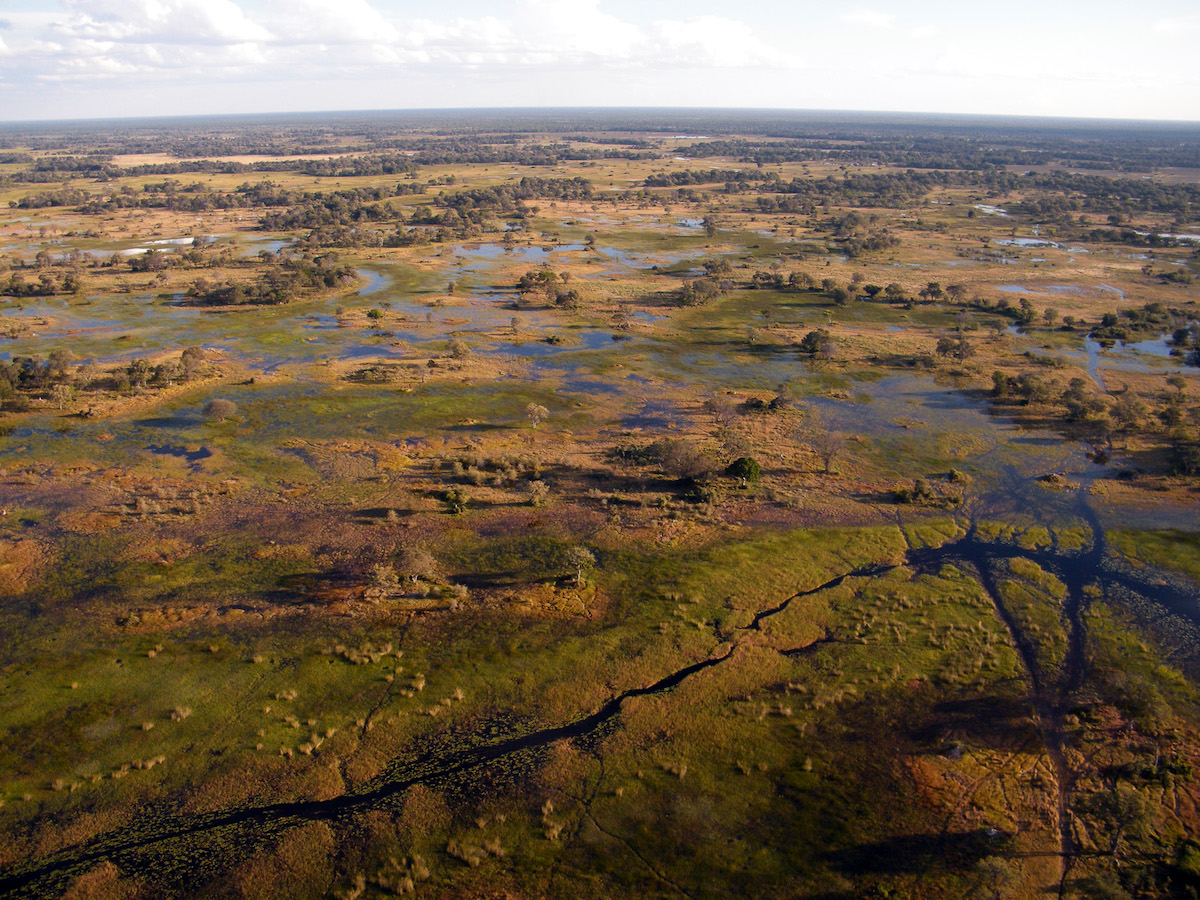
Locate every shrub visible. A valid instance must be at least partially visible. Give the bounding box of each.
[726,457,762,483]
[203,398,237,421]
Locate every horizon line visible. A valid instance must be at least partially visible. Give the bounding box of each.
[2,105,1199,130]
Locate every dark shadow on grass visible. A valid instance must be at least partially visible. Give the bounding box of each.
[352,507,414,522]
[824,829,997,875]
[914,696,1042,747]
[135,414,204,428]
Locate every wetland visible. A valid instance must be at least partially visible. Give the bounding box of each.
[0,109,1198,899]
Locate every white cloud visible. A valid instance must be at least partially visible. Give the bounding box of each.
[263,0,400,45]
[510,0,641,61]
[645,15,792,68]
[0,1,1194,120]
[1153,15,1200,33]
[0,0,798,87]
[841,10,895,29]
[57,0,271,45]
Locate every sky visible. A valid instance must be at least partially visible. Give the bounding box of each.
[0,0,1197,123]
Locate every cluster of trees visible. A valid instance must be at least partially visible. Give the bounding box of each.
[991,368,1198,472]
[1014,172,1200,220]
[257,184,427,231]
[676,276,732,306]
[643,169,767,188]
[1089,301,1196,348]
[432,176,593,215]
[270,176,596,248]
[0,346,208,408]
[183,253,356,306]
[2,269,82,297]
[400,140,652,166]
[515,269,581,308]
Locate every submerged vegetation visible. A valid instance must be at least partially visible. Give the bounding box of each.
[0,109,1198,899]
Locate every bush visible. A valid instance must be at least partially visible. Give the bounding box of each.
[203,398,237,421]
[726,457,762,483]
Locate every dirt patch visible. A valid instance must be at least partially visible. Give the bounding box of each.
[0,537,49,595]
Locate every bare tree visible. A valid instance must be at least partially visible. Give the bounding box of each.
[812,431,847,476]
[704,393,740,428]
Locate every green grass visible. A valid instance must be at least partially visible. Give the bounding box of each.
[1109,529,1200,583]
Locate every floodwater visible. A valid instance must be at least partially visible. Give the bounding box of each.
[995,237,1060,249]
[6,242,1197,550]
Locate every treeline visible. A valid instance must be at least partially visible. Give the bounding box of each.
[12,176,592,251]
[0,139,653,183]
[2,151,420,184]
[671,138,1056,170]
[644,169,766,188]
[10,179,426,217]
[671,131,1200,172]
[393,139,654,166]
[12,179,291,212]
[5,110,1197,168]
[768,170,961,208]
[1014,172,1200,219]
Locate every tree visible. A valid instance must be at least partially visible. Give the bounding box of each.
[50,383,74,410]
[181,346,206,380]
[526,403,549,428]
[936,336,975,362]
[1078,784,1151,861]
[397,547,438,585]
[1111,395,1148,432]
[703,393,739,428]
[788,271,815,291]
[810,430,846,476]
[798,328,834,357]
[47,348,74,376]
[203,398,237,422]
[726,456,762,484]
[126,358,151,388]
[972,856,1017,900]
[656,438,714,482]
[770,383,796,410]
[566,546,595,586]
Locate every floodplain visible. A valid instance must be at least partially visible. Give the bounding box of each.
[0,110,1198,899]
